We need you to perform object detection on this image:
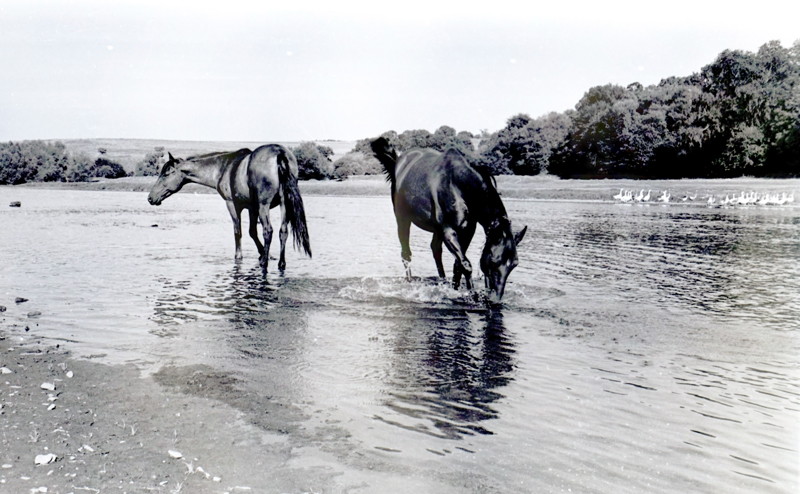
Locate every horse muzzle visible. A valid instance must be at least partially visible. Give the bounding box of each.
[484,269,508,304]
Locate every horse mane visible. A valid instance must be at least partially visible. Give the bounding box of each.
[463,155,507,226]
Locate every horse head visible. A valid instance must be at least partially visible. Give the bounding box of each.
[148,153,187,206]
[480,220,527,303]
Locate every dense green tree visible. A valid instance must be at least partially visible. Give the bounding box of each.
[332,151,383,178]
[90,158,127,179]
[291,141,335,180]
[481,112,573,175]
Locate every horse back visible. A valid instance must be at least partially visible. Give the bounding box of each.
[395,147,483,231]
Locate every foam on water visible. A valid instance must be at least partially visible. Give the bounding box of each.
[339,277,477,306]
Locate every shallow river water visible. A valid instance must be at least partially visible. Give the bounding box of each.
[1,182,799,493]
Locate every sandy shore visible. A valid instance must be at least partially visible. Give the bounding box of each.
[0,327,343,493]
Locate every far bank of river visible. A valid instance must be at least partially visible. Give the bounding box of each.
[8,175,800,204]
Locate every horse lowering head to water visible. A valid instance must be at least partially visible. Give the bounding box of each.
[371,137,526,303]
[148,144,311,272]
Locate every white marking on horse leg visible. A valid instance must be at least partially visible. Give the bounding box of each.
[403,259,412,281]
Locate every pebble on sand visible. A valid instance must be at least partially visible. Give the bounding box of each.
[41,382,56,391]
[15,297,28,304]
[9,201,21,207]
[0,367,12,374]
[66,370,74,378]
[34,454,57,466]
[168,450,183,459]
[0,305,6,312]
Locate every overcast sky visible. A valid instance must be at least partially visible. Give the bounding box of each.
[1,0,797,142]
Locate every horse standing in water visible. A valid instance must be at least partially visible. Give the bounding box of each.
[371,138,526,303]
[148,144,312,272]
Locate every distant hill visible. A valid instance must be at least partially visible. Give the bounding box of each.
[58,138,357,172]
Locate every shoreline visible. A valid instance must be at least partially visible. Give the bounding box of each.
[8,175,800,204]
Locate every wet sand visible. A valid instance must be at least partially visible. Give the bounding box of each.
[0,328,314,493]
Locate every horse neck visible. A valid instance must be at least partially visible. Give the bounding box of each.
[475,183,508,230]
[180,159,223,189]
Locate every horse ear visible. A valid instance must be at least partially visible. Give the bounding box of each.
[168,152,174,161]
[514,225,527,245]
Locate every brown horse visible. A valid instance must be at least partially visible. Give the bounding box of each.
[371,138,526,303]
[148,144,311,272]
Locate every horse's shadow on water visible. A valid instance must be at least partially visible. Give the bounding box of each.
[378,306,516,439]
[151,267,517,439]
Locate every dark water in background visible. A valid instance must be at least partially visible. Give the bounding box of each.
[1,184,798,493]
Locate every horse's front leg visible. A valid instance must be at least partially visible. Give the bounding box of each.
[431,232,446,278]
[257,202,274,272]
[278,199,288,272]
[397,217,413,281]
[248,207,265,258]
[442,227,472,290]
[225,201,244,261]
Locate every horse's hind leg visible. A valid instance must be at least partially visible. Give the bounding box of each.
[248,207,265,258]
[431,232,445,278]
[278,198,288,272]
[397,217,413,281]
[257,203,274,271]
[225,201,244,261]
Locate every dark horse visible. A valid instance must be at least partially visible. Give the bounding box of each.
[371,138,526,303]
[148,144,312,271]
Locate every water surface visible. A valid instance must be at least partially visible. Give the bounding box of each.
[1,183,798,493]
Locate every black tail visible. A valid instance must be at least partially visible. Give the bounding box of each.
[277,149,312,258]
[370,137,398,198]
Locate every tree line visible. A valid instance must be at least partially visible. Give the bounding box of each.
[350,40,798,179]
[3,40,796,184]
[481,40,800,178]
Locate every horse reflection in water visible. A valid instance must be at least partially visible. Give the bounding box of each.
[371,138,526,303]
[378,308,515,438]
[149,264,281,334]
[148,144,312,273]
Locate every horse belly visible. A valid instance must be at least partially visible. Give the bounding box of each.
[233,155,252,202]
[396,192,436,232]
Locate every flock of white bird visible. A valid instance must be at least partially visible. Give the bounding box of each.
[612,188,796,206]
